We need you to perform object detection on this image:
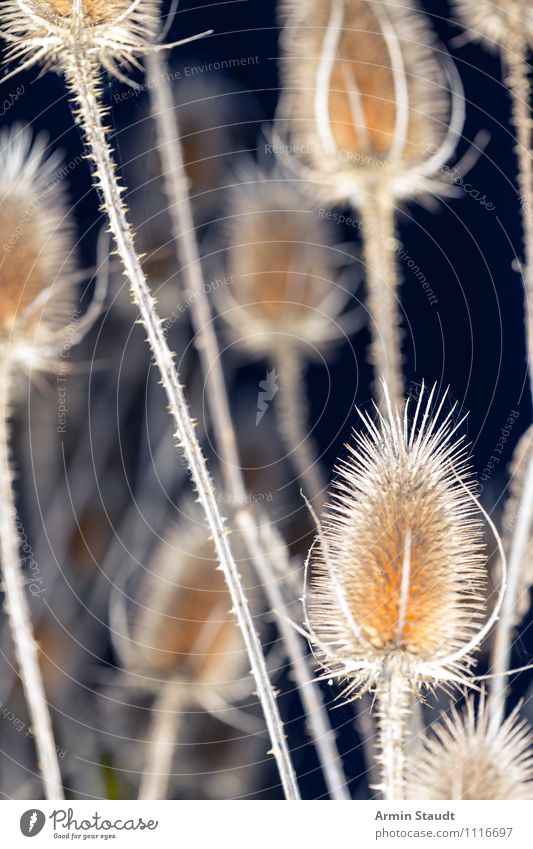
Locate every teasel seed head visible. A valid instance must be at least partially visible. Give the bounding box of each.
[279,0,464,204]
[406,698,533,799]
[217,165,356,357]
[127,518,248,692]
[453,0,533,51]
[0,124,78,372]
[0,0,162,80]
[305,385,493,703]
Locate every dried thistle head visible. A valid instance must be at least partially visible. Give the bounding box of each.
[217,166,355,357]
[130,520,247,691]
[0,0,162,79]
[453,0,533,51]
[305,385,490,702]
[0,124,78,371]
[406,698,533,799]
[279,0,463,204]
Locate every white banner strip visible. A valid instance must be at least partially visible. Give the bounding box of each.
[2,800,533,847]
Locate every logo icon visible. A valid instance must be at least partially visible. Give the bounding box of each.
[256,369,279,425]
[20,810,46,837]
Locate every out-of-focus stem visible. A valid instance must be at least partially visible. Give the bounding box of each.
[359,192,404,411]
[274,346,326,505]
[147,50,349,799]
[0,369,63,799]
[63,50,299,801]
[139,680,183,800]
[490,45,533,726]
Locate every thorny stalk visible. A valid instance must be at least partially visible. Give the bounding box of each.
[0,367,64,799]
[146,49,349,799]
[62,49,299,800]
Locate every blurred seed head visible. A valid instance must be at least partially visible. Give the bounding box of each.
[279,0,462,204]
[0,0,161,78]
[306,386,487,702]
[0,124,78,371]
[407,698,533,799]
[453,0,533,50]
[130,520,247,691]
[218,166,353,357]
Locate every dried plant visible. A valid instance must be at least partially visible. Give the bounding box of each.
[219,166,358,503]
[120,519,249,799]
[0,124,81,799]
[406,698,533,800]
[279,0,464,407]
[0,0,300,798]
[303,386,503,799]
[453,0,533,725]
[146,48,347,798]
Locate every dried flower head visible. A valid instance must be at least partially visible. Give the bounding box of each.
[0,0,161,79]
[129,520,247,691]
[279,0,463,204]
[305,386,493,702]
[218,167,355,357]
[453,0,533,50]
[406,698,533,799]
[0,124,77,371]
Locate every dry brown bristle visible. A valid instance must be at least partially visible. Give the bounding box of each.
[279,0,455,202]
[307,386,487,701]
[453,0,533,50]
[132,523,246,688]
[407,699,533,800]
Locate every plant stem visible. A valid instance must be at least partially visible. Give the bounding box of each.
[490,46,533,726]
[273,346,326,505]
[62,52,299,801]
[146,50,349,798]
[359,192,404,410]
[0,368,63,799]
[139,680,183,800]
[376,659,409,800]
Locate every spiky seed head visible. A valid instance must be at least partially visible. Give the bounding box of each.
[406,699,533,799]
[453,0,533,51]
[218,166,353,357]
[131,520,247,690]
[306,386,487,702]
[0,124,78,371]
[279,0,461,204]
[0,0,162,78]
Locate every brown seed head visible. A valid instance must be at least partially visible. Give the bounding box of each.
[407,699,533,799]
[279,0,460,203]
[0,125,77,370]
[453,0,533,50]
[219,167,353,356]
[0,0,162,78]
[307,386,487,700]
[131,520,247,689]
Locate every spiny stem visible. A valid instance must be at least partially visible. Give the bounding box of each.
[273,346,326,505]
[62,51,299,801]
[0,369,63,799]
[139,680,183,800]
[146,50,349,799]
[359,193,404,411]
[376,659,410,800]
[490,46,533,726]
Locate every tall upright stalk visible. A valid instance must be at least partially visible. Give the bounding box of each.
[139,679,183,800]
[146,50,348,799]
[359,192,404,411]
[0,368,63,799]
[61,51,299,800]
[490,44,533,725]
[376,660,410,801]
[273,345,326,505]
